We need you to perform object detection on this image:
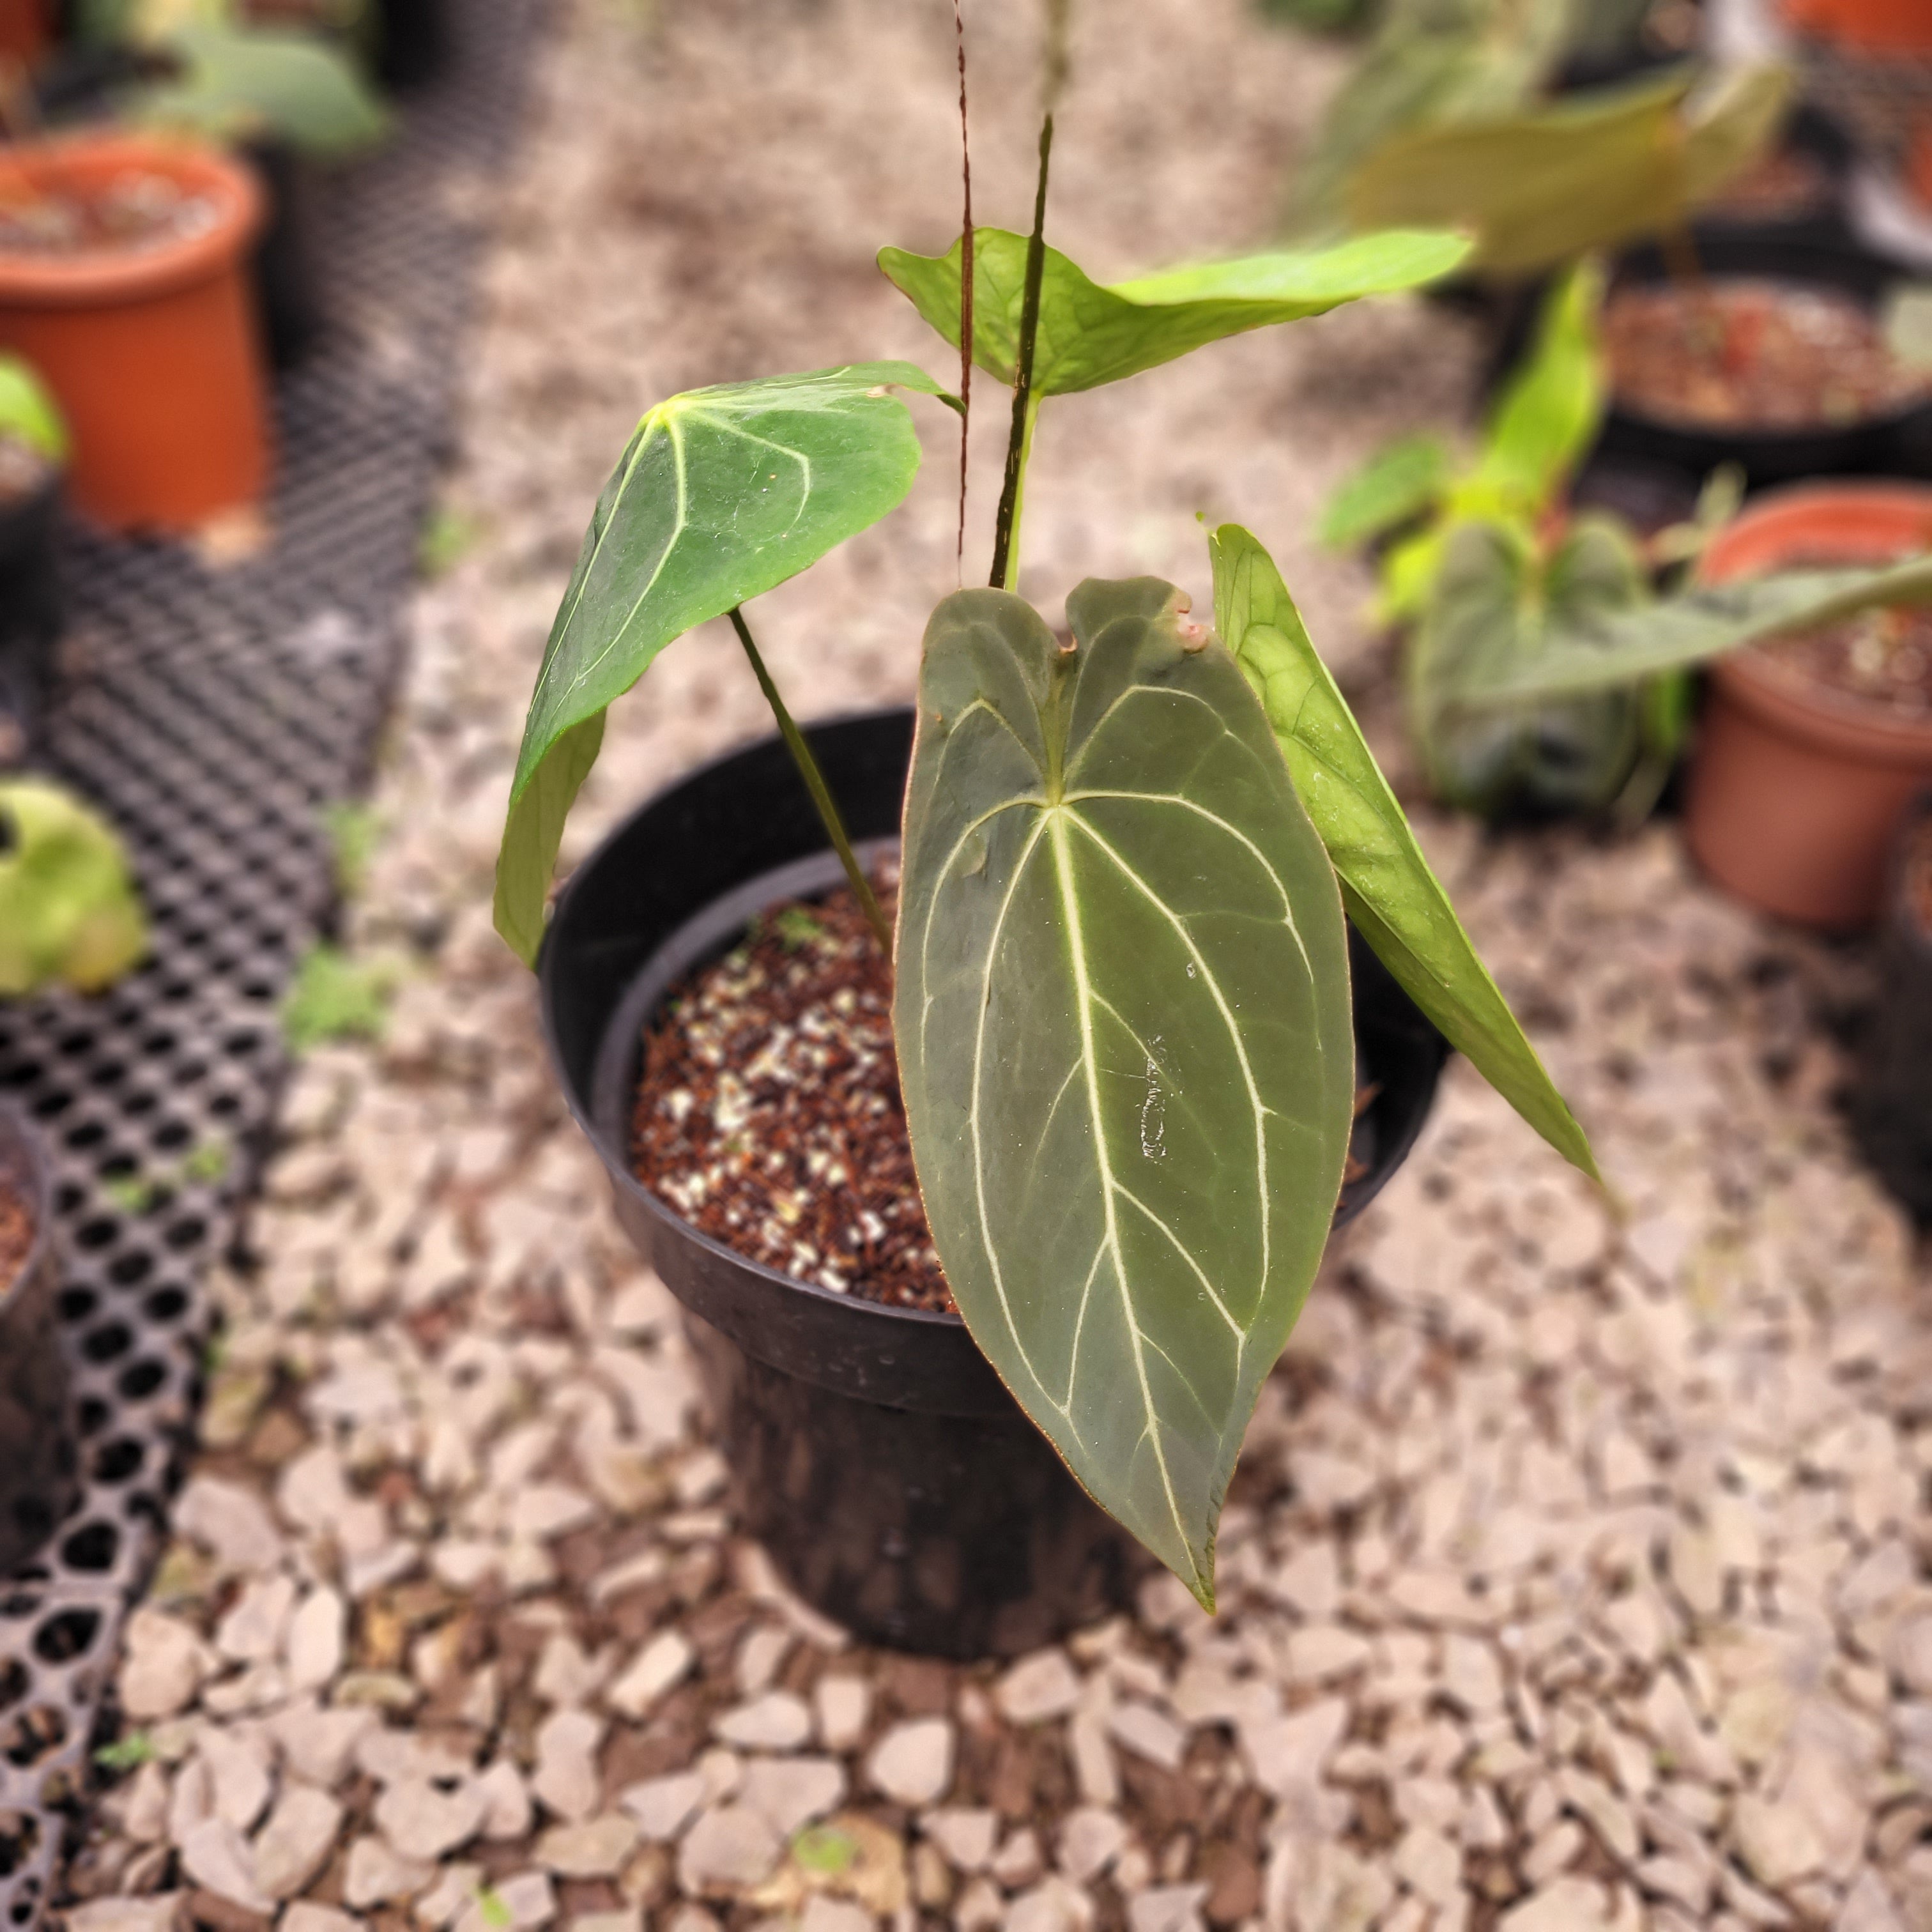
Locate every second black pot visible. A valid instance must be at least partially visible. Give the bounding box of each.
[541,709,1447,1657]
[1598,232,1932,490]
[0,467,62,763]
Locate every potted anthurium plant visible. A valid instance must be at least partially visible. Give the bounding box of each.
[495,19,1603,1648]
[1325,259,1932,862]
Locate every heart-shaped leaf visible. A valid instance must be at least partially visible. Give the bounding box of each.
[1208,522,1597,1181]
[1346,65,1791,273]
[494,362,949,964]
[1409,516,1656,818]
[878,227,1471,398]
[894,578,1356,1604]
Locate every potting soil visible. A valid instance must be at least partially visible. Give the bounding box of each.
[0,172,220,257]
[633,873,955,1314]
[1604,278,1932,427]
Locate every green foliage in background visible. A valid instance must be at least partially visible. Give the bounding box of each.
[0,781,149,997]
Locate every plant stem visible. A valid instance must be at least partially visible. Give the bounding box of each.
[729,608,893,956]
[988,108,1054,591]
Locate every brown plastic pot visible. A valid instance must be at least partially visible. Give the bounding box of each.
[1685,483,1932,930]
[0,132,270,532]
[1783,0,1932,49]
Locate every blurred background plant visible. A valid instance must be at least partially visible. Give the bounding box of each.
[0,778,147,996]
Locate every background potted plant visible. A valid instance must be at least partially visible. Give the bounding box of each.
[1325,260,1932,839]
[0,353,66,763]
[0,119,269,530]
[87,0,389,364]
[0,774,148,1570]
[490,14,1607,1647]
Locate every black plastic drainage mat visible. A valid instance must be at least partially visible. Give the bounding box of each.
[0,2,541,1920]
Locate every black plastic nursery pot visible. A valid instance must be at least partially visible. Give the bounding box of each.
[0,1105,79,1573]
[541,709,1448,1657]
[372,0,447,89]
[1598,232,1932,490]
[1854,790,1932,1223]
[0,465,63,762]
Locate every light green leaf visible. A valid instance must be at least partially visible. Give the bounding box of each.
[494,362,947,965]
[1319,434,1451,551]
[1450,551,1932,704]
[0,780,148,997]
[1289,0,1571,229]
[1209,522,1597,1181]
[141,23,389,155]
[1347,64,1792,273]
[0,356,66,463]
[878,227,1471,398]
[894,577,1356,1604]
[1474,259,1606,510]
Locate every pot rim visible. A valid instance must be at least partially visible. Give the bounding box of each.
[540,710,1443,1344]
[0,130,264,308]
[1698,479,1932,758]
[0,1101,53,1311]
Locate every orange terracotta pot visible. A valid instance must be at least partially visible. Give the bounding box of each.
[1783,0,1932,49]
[1685,483,1932,930]
[0,0,50,66]
[0,134,270,532]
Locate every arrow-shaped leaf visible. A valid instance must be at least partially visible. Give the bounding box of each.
[1208,521,1597,1181]
[1447,549,1932,705]
[494,362,949,965]
[1346,64,1791,273]
[894,578,1356,1606]
[878,227,1471,398]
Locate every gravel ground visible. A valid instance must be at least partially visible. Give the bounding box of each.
[57,2,1932,1930]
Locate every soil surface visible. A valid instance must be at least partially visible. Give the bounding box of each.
[634,881,1382,1315]
[0,1174,32,1291]
[0,170,219,257]
[1704,146,1836,223]
[632,873,953,1313]
[1754,602,1932,717]
[1604,278,1932,429]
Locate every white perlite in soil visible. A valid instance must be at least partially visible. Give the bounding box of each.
[59,2,1932,1931]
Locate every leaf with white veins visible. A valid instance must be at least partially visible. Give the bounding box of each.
[494,361,949,965]
[894,578,1356,1604]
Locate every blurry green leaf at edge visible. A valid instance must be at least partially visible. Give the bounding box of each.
[1319,433,1451,551]
[878,227,1472,397]
[1209,522,1598,1183]
[0,356,66,463]
[493,361,948,968]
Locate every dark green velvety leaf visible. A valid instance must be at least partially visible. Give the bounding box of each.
[1450,551,1932,704]
[894,578,1356,1605]
[1347,65,1791,273]
[878,227,1470,397]
[1209,521,1597,1181]
[494,362,947,965]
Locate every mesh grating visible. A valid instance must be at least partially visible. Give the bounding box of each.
[0,3,540,1920]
